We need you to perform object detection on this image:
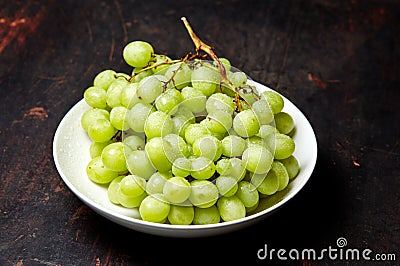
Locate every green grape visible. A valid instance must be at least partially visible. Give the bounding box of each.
[137,75,165,104]
[118,189,147,208]
[87,118,116,143]
[191,66,220,96]
[145,137,173,172]
[267,133,295,159]
[172,115,192,137]
[180,86,207,113]
[81,108,109,132]
[146,172,170,195]
[271,161,289,191]
[189,180,219,208]
[123,135,145,151]
[184,123,210,145]
[257,125,279,139]
[93,69,117,91]
[217,195,246,222]
[155,88,183,115]
[86,156,118,184]
[233,109,260,138]
[163,176,191,204]
[107,175,124,204]
[172,157,192,177]
[279,155,299,180]
[144,111,174,139]
[123,41,154,67]
[251,171,279,195]
[217,57,231,71]
[230,157,247,181]
[119,175,147,197]
[204,110,233,134]
[247,136,268,149]
[193,205,220,225]
[110,106,129,130]
[192,135,222,162]
[101,142,127,172]
[163,133,190,162]
[221,135,247,157]
[121,82,139,108]
[262,90,284,114]
[190,157,216,180]
[139,194,170,223]
[164,62,192,89]
[215,158,232,175]
[252,99,274,125]
[106,78,128,108]
[174,105,195,121]
[131,67,153,83]
[126,149,156,180]
[127,103,154,132]
[242,145,273,174]
[149,54,171,75]
[274,112,294,135]
[206,93,236,114]
[84,86,107,109]
[89,140,114,158]
[216,175,238,197]
[235,181,259,208]
[168,205,194,225]
[229,71,247,87]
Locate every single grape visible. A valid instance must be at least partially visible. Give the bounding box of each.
[119,175,147,198]
[163,133,190,162]
[121,82,139,109]
[106,78,128,108]
[172,157,192,177]
[118,189,147,208]
[126,149,156,180]
[137,75,166,104]
[131,67,153,83]
[123,135,145,151]
[149,54,171,75]
[232,109,260,138]
[127,103,154,132]
[257,124,279,139]
[192,135,222,162]
[205,93,235,114]
[267,133,295,159]
[123,41,154,67]
[110,106,129,130]
[163,176,191,204]
[86,156,118,184]
[221,135,247,157]
[101,142,127,172]
[139,194,170,223]
[89,140,113,158]
[189,180,219,208]
[180,86,207,113]
[164,62,192,89]
[144,111,174,139]
[246,136,268,149]
[107,175,124,204]
[229,157,247,181]
[235,181,259,208]
[251,171,279,195]
[145,137,173,172]
[190,157,216,180]
[216,57,231,71]
[215,158,232,175]
[84,86,107,109]
[217,195,246,222]
[271,161,289,191]
[184,123,210,145]
[93,69,117,91]
[191,66,220,96]
[87,118,116,143]
[155,88,183,115]
[193,205,220,225]
[262,90,284,114]
[252,99,274,125]
[279,155,300,180]
[168,205,194,225]
[229,71,247,87]
[274,112,294,135]
[203,110,233,134]
[242,145,274,174]
[216,175,238,197]
[81,108,109,132]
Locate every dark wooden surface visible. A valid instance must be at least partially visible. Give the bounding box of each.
[1,1,399,265]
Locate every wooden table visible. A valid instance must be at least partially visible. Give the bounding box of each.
[1,1,399,265]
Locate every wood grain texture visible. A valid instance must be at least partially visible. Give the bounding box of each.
[1,0,399,265]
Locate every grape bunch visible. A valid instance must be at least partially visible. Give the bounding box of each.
[81,25,299,225]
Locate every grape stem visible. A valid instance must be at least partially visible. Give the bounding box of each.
[181,17,244,111]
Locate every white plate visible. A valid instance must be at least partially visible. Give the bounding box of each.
[53,80,317,238]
